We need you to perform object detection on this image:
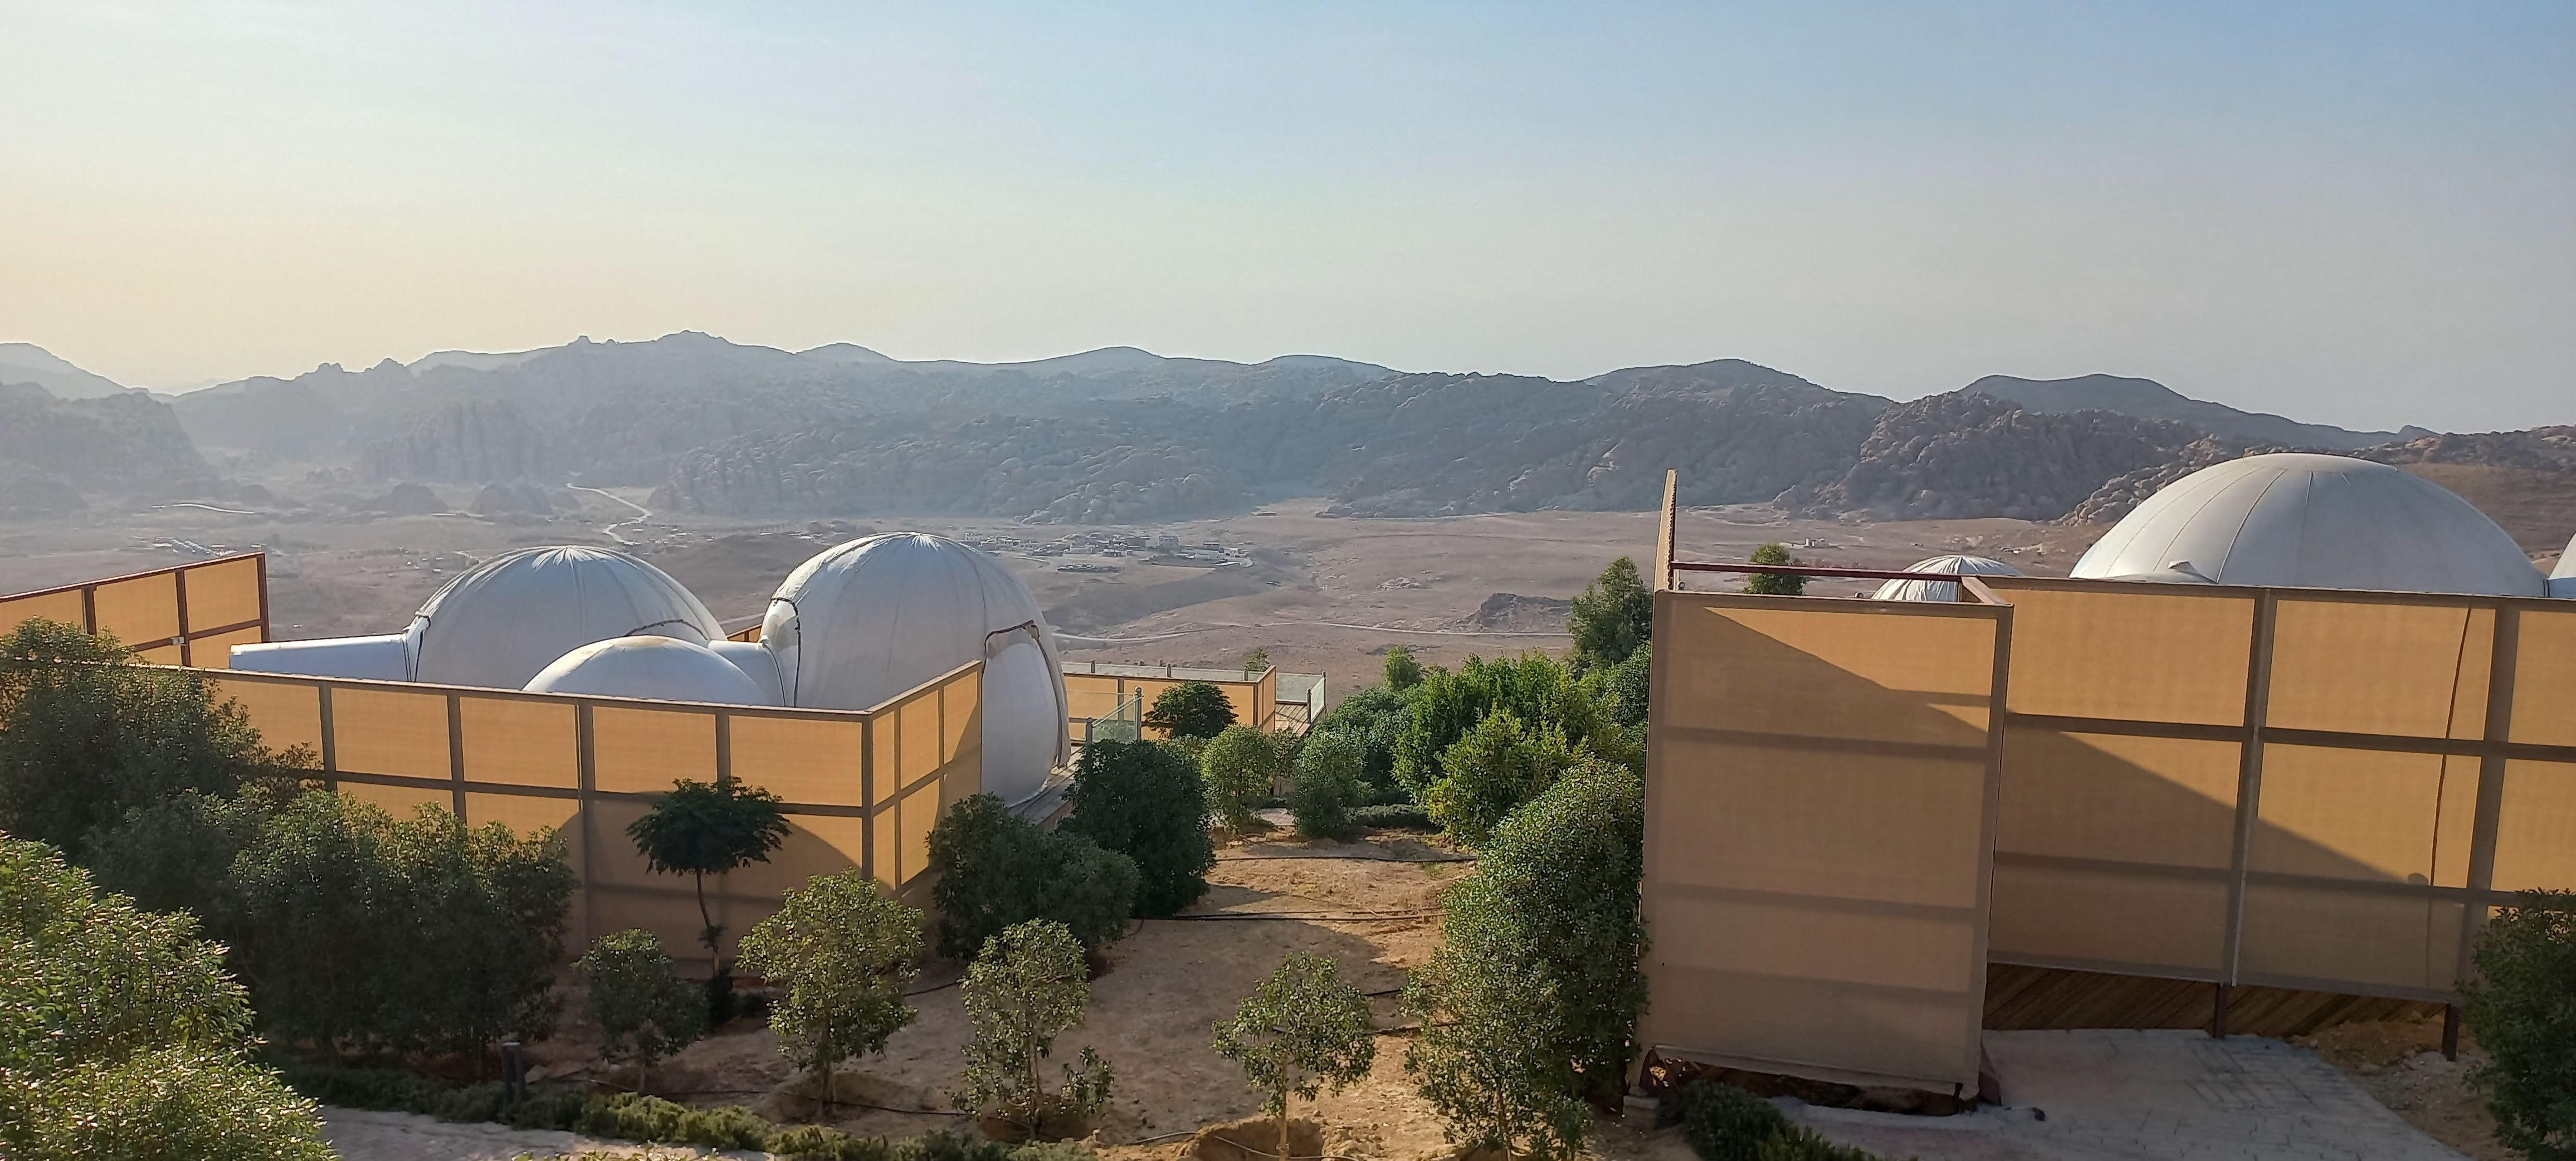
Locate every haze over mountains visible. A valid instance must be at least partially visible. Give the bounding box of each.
[0,333,2564,544]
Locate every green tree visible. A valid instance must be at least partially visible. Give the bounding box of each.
[1289,728,1367,841]
[1201,724,1283,832]
[1382,646,1424,691]
[1242,647,1272,676]
[0,618,305,862]
[1144,681,1237,740]
[579,929,709,1092]
[1743,543,1807,596]
[1423,710,1581,846]
[1392,653,1622,797]
[1567,557,1653,671]
[1312,683,1413,800]
[1061,739,1215,916]
[1589,642,1652,730]
[2464,889,2576,1160]
[1214,953,1378,1160]
[224,789,398,1056]
[737,869,924,1108]
[627,778,789,958]
[957,920,1114,1139]
[0,838,333,1161]
[929,794,1138,958]
[1404,762,1647,1157]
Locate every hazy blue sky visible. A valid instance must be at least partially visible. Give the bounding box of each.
[4,1,2569,430]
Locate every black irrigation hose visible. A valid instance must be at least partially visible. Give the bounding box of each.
[653,1087,968,1118]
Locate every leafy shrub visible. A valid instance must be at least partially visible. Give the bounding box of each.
[228,792,574,1059]
[909,1129,1098,1161]
[1569,557,1653,671]
[1144,681,1237,739]
[771,1124,899,1161]
[1403,763,1647,1158]
[1743,543,1807,596]
[0,618,307,862]
[1200,724,1283,831]
[736,869,923,1105]
[627,776,790,1022]
[1677,1080,1787,1161]
[1061,739,1215,916]
[1311,682,1412,799]
[1590,641,1652,729]
[1425,710,1583,846]
[1289,728,1367,840]
[1392,652,1621,797]
[501,1085,594,1129]
[579,929,708,1087]
[1,838,333,1161]
[2464,889,2576,1160]
[928,794,1139,959]
[1349,802,1435,831]
[958,920,1114,1138]
[1214,953,1377,1159]
[1382,646,1424,690]
[575,1092,694,1142]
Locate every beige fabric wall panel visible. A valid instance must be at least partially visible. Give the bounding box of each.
[897,778,941,886]
[194,626,264,667]
[1659,601,1998,747]
[2267,601,2490,740]
[0,589,87,637]
[1642,592,2001,1094]
[941,671,979,763]
[330,687,452,780]
[91,573,181,650]
[1997,729,2239,867]
[206,676,326,758]
[461,792,577,838]
[2492,760,2576,892]
[897,692,940,786]
[339,781,452,818]
[1063,675,1126,720]
[582,798,660,890]
[457,696,579,790]
[2512,608,2576,747]
[591,705,717,794]
[1989,861,2228,976]
[1987,582,2252,726]
[2240,884,2465,996]
[730,715,867,807]
[2251,745,2466,885]
[183,557,264,631]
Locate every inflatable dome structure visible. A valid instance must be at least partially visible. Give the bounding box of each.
[762,534,1068,803]
[2552,533,2576,599]
[2071,454,2546,597]
[525,637,769,705]
[231,545,728,690]
[1872,555,2022,603]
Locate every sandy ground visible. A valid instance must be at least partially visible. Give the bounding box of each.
[2295,1014,2508,1161]
[516,828,1474,1161]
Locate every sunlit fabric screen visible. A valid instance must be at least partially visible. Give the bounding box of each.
[1639,592,2004,1094]
[0,554,268,667]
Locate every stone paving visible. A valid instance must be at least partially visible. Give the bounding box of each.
[1785,1031,2466,1161]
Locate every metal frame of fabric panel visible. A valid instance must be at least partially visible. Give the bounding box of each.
[1063,669,1275,739]
[1639,589,2007,1095]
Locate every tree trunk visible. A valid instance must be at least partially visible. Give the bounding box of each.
[1279,1102,1294,1160]
[693,870,719,953]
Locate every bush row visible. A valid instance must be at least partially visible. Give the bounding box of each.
[277,1061,1095,1160]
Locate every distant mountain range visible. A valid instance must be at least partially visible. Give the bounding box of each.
[0,335,2563,546]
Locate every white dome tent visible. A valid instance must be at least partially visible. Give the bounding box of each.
[2552,533,2576,599]
[231,545,729,689]
[2071,453,2547,597]
[762,533,1069,804]
[525,637,770,705]
[1872,555,2022,603]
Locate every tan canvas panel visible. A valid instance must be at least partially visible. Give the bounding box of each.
[730,715,866,806]
[582,797,661,889]
[1656,734,1988,909]
[1064,675,1126,720]
[183,557,264,631]
[0,589,87,637]
[332,687,453,780]
[1998,729,2238,867]
[92,572,181,649]
[1989,860,2228,975]
[2511,608,2576,747]
[2240,883,2465,995]
[2268,601,2490,740]
[941,668,979,763]
[207,675,326,758]
[462,791,577,838]
[897,690,939,790]
[590,885,710,965]
[591,705,716,794]
[1660,602,1996,747]
[731,814,870,898]
[193,625,265,668]
[871,804,900,889]
[1990,583,2252,726]
[898,778,941,886]
[339,780,452,818]
[458,696,578,789]
[1650,960,1981,1089]
[2491,759,2576,893]
[133,643,183,665]
[2252,745,2456,884]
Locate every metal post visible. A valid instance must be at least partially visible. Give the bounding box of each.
[501,1041,528,1101]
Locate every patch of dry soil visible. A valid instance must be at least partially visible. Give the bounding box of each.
[534,831,1479,1161]
[2297,1013,2509,1161]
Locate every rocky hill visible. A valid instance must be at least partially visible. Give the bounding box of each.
[0,382,217,514]
[1967,374,2416,450]
[1782,391,2207,520]
[0,344,130,400]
